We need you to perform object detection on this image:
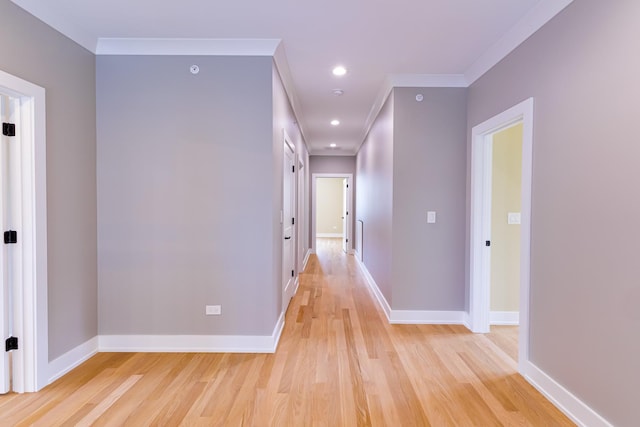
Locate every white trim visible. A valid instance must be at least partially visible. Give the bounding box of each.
[311,173,353,253]
[469,98,534,376]
[355,256,466,325]
[522,362,614,427]
[354,256,391,321]
[48,337,98,384]
[0,69,48,392]
[389,74,468,88]
[302,248,312,271]
[100,312,285,354]
[316,233,343,238]
[390,310,466,325]
[96,38,280,56]
[490,311,519,325]
[465,0,575,84]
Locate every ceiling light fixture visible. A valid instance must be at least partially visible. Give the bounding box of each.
[330,119,340,126]
[330,143,337,148]
[333,89,344,96]
[332,66,347,76]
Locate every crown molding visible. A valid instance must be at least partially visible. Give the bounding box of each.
[389,74,468,88]
[464,0,575,84]
[95,38,280,56]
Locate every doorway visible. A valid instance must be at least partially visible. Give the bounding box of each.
[469,98,533,372]
[311,174,352,253]
[0,69,48,393]
[282,132,296,311]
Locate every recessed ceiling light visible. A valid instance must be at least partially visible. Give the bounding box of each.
[332,66,347,76]
[330,119,340,126]
[330,143,337,148]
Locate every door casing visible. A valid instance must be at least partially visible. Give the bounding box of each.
[469,97,533,373]
[311,173,353,253]
[0,69,48,393]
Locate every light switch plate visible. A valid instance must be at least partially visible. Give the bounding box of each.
[206,305,221,315]
[508,212,521,225]
[427,211,436,224]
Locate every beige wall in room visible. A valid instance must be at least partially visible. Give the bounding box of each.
[316,178,344,235]
[490,123,522,312]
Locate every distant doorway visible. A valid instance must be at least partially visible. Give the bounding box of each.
[312,174,352,254]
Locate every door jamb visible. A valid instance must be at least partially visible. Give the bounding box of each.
[311,173,353,252]
[282,130,296,310]
[469,97,533,373]
[0,69,48,392]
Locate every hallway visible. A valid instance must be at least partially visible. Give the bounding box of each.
[0,239,572,425]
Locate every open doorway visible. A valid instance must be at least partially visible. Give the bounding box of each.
[0,69,48,393]
[311,174,352,254]
[469,98,533,373]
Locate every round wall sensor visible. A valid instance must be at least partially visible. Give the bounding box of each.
[333,89,344,96]
[190,65,200,75]
[416,94,424,102]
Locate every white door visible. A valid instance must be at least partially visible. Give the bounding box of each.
[282,135,296,309]
[342,179,348,253]
[0,94,12,394]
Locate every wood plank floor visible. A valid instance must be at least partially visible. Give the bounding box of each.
[0,238,574,426]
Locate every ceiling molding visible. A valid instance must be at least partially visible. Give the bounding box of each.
[273,43,311,154]
[390,74,468,88]
[11,0,97,52]
[464,0,575,84]
[96,38,280,56]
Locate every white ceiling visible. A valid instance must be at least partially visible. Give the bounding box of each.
[11,0,573,155]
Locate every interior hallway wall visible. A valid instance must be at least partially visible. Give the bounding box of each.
[0,0,98,361]
[273,61,309,314]
[392,87,467,311]
[466,1,640,424]
[355,95,394,304]
[98,55,278,336]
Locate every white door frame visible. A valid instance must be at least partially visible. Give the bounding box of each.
[469,98,533,372]
[296,156,306,273]
[0,70,48,392]
[311,173,353,252]
[282,131,297,310]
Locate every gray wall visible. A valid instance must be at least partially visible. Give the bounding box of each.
[273,62,308,311]
[355,94,394,303]
[392,88,466,310]
[309,155,356,250]
[0,1,97,360]
[466,1,640,425]
[97,55,278,335]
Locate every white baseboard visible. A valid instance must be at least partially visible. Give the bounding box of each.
[463,312,472,330]
[303,248,312,270]
[99,312,286,354]
[490,311,520,325]
[522,361,613,427]
[316,233,343,238]
[355,256,467,325]
[390,310,466,325]
[48,336,99,384]
[354,256,391,321]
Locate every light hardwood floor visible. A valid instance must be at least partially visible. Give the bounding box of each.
[0,238,573,426]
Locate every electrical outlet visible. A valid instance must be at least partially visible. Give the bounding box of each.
[205,305,221,315]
